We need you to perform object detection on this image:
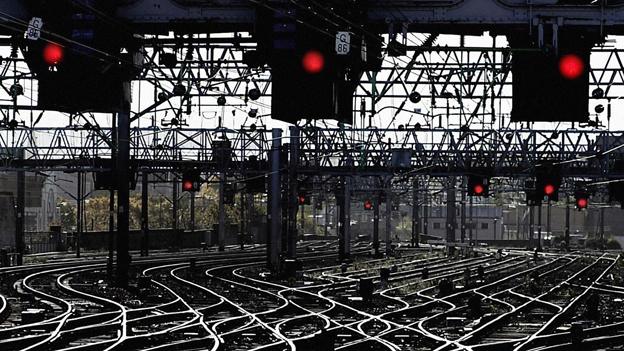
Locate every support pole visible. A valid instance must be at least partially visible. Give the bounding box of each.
[565,196,570,251]
[247,193,253,244]
[529,205,534,249]
[599,207,605,249]
[324,197,329,237]
[107,189,114,276]
[300,202,304,235]
[190,189,195,233]
[373,190,380,256]
[516,204,521,241]
[469,196,473,245]
[537,204,542,251]
[141,171,149,256]
[287,127,300,259]
[446,177,457,255]
[108,112,116,276]
[15,162,24,265]
[546,201,551,247]
[423,192,429,242]
[116,108,131,287]
[412,178,420,248]
[460,177,466,243]
[240,191,245,250]
[268,128,282,269]
[218,171,225,251]
[338,176,351,261]
[173,177,178,231]
[385,182,393,256]
[312,195,318,235]
[281,172,288,254]
[76,172,82,258]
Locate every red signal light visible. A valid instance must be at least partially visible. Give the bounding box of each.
[544,184,556,196]
[302,50,324,74]
[559,54,584,80]
[576,197,588,209]
[43,43,64,66]
[473,184,484,196]
[364,200,373,210]
[298,195,306,205]
[182,180,194,192]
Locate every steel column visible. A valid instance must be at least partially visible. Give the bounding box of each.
[240,191,245,249]
[173,177,178,231]
[76,172,82,258]
[460,177,466,243]
[423,193,429,242]
[141,171,149,256]
[15,163,24,265]
[287,127,300,259]
[469,196,473,245]
[268,128,282,269]
[600,207,605,248]
[116,108,131,287]
[446,177,456,255]
[529,206,534,249]
[218,171,225,251]
[373,190,380,256]
[565,196,570,251]
[338,176,351,261]
[537,204,542,252]
[190,189,195,233]
[412,178,420,248]
[385,183,392,256]
[107,189,115,276]
[546,201,551,248]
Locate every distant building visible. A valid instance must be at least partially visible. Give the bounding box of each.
[424,205,504,242]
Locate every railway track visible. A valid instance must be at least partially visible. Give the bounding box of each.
[1,244,623,350]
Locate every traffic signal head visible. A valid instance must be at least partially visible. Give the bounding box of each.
[302,50,325,74]
[559,54,584,80]
[535,164,561,201]
[576,197,588,209]
[468,176,489,197]
[544,184,556,197]
[255,1,370,125]
[23,1,137,113]
[42,43,64,66]
[473,184,485,196]
[574,189,589,210]
[297,192,310,205]
[364,199,373,210]
[510,29,601,123]
[182,180,194,192]
[181,170,201,192]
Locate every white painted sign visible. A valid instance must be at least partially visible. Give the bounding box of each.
[335,31,351,55]
[25,17,43,40]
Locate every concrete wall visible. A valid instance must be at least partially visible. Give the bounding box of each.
[79,221,268,251]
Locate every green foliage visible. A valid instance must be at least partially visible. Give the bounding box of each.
[606,238,622,250]
[56,183,267,232]
[58,200,76,231]
[585,237,622,250]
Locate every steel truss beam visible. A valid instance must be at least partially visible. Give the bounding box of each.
[4,1,624,31]
[2,39,623,134]
[1,126,623,179]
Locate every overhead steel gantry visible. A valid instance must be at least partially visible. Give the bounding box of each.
[1,0,624,282]
[4,0,624,30]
